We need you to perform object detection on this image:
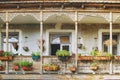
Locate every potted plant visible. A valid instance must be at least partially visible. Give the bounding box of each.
[12,61,20,71]
[90,63,98,71]
[56,50,71,62]
[0,51,13,61]
[19,61,33,71]
[42,64,59,71]
[95,52,112,61]
[31,51,40,61]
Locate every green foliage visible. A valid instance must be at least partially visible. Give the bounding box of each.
[56,50,70,56]
[18,61,32,67]
[31,51,40,57]
[3,51,12,57]
[90,50,98,56]
[90,50,112,57]
[102,52,112,57]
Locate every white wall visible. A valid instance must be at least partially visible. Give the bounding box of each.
[2,24,120,56]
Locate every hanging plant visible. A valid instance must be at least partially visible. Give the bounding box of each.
[104,39,117,46]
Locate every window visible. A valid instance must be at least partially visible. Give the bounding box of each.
[50,33,71,55]
[1,32,19,54]
[102,33,118,55]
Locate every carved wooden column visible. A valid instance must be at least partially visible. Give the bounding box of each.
[109,12,113,74]
[75,11,78,72]
[40,11,43,74]
[5,12,9,74]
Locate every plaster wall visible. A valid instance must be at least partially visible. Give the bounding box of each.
[1,24,120,56]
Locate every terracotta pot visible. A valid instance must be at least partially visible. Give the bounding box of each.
[90,66,98,71]
[22,66,33,71]
[12,65,19,71]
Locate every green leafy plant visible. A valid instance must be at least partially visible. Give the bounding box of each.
[56,50,70,57]
[90,50,98,56]
[3,51,12,57]
[31,52,40,61]
[18,61,32,67]
[31,51,40,57]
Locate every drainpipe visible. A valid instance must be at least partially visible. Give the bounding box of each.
[109,12,113,74]
[5,12,9,74]
[75,11,78,73]
[40,11,43,74]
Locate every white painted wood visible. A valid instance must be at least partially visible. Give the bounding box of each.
[5,12,9,74]
[40,11,43,74]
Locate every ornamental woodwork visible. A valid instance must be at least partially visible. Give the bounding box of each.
[0,13,6,22]
[8,13,40,22]
[0,12,119,23]
[43,12,75,21]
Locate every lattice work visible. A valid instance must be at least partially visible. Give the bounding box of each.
[78,13,110,22]
[0,13,6,22]
[43,12,75,21]
[9,13,40,22]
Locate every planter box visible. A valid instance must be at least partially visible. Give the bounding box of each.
[94,56,111,61]
[90,66,98,71]
[42,65,59,71]
[114,56,120,60]
[58,56,71,62]
[22,66,33,71]
[0,56,13,61]
[12,65,20,71]
[78,56,93,61]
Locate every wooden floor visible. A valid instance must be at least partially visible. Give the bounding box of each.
[1,74,120,80]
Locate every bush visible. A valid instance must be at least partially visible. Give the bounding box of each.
[18,61,32,67]
[56,50,70,57]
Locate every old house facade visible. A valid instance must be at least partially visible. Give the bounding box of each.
[0,0,120,74]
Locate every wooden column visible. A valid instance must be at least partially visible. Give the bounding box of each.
[40,11,43,74]
[75,11,78,72]
[109,12,113,74]
[5,12,9,74]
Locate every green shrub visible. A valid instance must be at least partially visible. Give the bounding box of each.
[31,51,40,57]
[56,50,70,56]
[19,61,32,67]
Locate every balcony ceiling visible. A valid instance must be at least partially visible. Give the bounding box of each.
[0,14,118,24]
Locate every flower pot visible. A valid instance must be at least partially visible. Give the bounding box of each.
[90,66,98,71]
[58,56,70,62]
[0,57,8,61]
[114,56,120,60]
[12,65,19,71]
[22,66,33,71]
[32,56,40,61]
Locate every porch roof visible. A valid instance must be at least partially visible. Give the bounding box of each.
[0,0,120,10]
